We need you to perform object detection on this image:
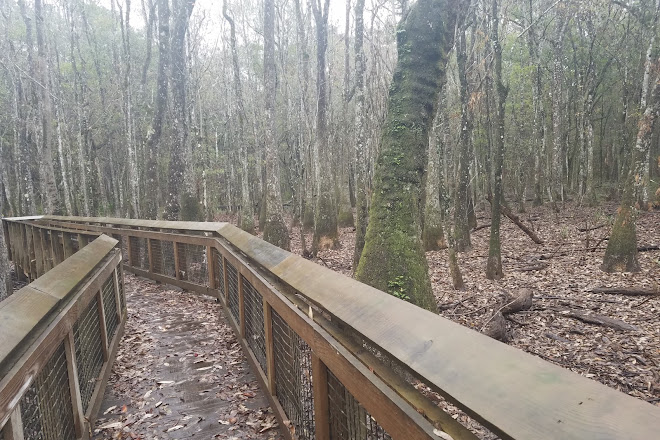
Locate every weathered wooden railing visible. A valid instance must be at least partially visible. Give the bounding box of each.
[0,226,125,440]
[3,215,660,440]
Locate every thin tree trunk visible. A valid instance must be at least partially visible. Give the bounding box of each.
[486,0,506,281]
[262,0,290,250]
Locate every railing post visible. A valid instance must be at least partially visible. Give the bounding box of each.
[31,226,43,277]
[238,274,245,337]
[222,257,229,305]
[27,225,36,280]
[126,233,134,267]
[41,229,53,271]
[174,242,181,280]
[311,353,330,440]
[2,219,11,261]
[78,233,89,248]
[113,267,124,320]
[62,232,74,259]
[4,404,25,440]
[207,246,216,290]
[64,330,85,438]
[97,290,109,362]
[263,301,276,394]
[147,238,154,273]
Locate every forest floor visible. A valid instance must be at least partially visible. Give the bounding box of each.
[92,275,283,440]
[224,201,660,436]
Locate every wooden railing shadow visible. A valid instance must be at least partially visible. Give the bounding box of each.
[3,215,660,440]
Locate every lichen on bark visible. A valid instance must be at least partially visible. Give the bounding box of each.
[355,0,458,312]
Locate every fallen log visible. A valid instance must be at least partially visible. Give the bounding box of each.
[486,196,544,244]
[562,310,640,331]
[591,286,659,296]
[577,224,606,232]
[471,223,491,232]
[482,311,507,341]
[516,263,549,272]
[638,244,660,252]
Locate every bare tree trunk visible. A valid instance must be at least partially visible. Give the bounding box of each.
[224,2,255,232]
[311,0,338,253]
[486,0,506,281]
[453,26,472,251]
[550,15,568,212]
[35,0,59,214]
[352,0,368,268]
[262,0,290,250]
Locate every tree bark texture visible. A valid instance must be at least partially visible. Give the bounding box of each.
[356,0,459,311]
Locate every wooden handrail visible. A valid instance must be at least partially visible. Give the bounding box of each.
[0,231,126,439]
[6,215,660,440]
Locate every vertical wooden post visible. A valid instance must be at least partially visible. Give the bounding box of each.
[238,274,245,336]
[96,290,109,362]
[4,404,25,440]
[2,220,11,261]
[41,229,53,270]
[207,246,216,290]
[78,233,89,248]
[64,330,85,438]
[222,256,229,305]
[174,242,182,280]
[26,225,36,280]
[126,234,134,267]
[50,231,64,265]
[63,232,74,259]
[147,238,154,273]
[31,226,43,277]
[311,353,330,440]
[263,301,276,394]
[113,266,124,320]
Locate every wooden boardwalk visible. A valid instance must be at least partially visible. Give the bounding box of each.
[93,275,282,439]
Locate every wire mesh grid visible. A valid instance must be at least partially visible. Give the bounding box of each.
[20,342,76,440]
[132,236,150,270]
[180,243,208,285]
[242,276,267,373]
[160,240,176,278]
[149,239,162,274]
[213,249,224,297]
[102,276,119,341]
[226,262,239,323]
[74,296,105,414]
[327,369,392,440]
[272,310,315,440]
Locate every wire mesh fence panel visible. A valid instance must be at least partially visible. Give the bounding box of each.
[160,241,176,278]
[102,275,119,341]
[327,369,392,440]
[129,236,149,270]
[213,249,224,297]
[242,276,267,373]
[74,297,105,414]
[181,243,208,285]
[226,262,239,323]
[272,310,315,440]
[117,265,125,311]
[20,343,76,440]
[150,239,163,274]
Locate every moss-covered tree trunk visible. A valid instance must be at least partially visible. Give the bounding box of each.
[423,91,445,251]
[602,55,660,272]
[355,0,459,311]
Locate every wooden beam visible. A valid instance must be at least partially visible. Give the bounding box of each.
[174,242,181,280]
[311,353,330,440]
[263,301,276,394]
[222,257,229,306]
[147,238,154,272]
[64,330,85,438]
[238,274,245,337]
[96,290,109,362]
[4,404,25,440]
[207,246,216,289]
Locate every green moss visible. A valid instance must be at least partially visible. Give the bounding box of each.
[602,203,640,272]
[355,0,456,312]
[263,215,290,250]
[337,209,355,228]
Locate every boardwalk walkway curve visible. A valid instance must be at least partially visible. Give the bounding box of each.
[1,215,660,440]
